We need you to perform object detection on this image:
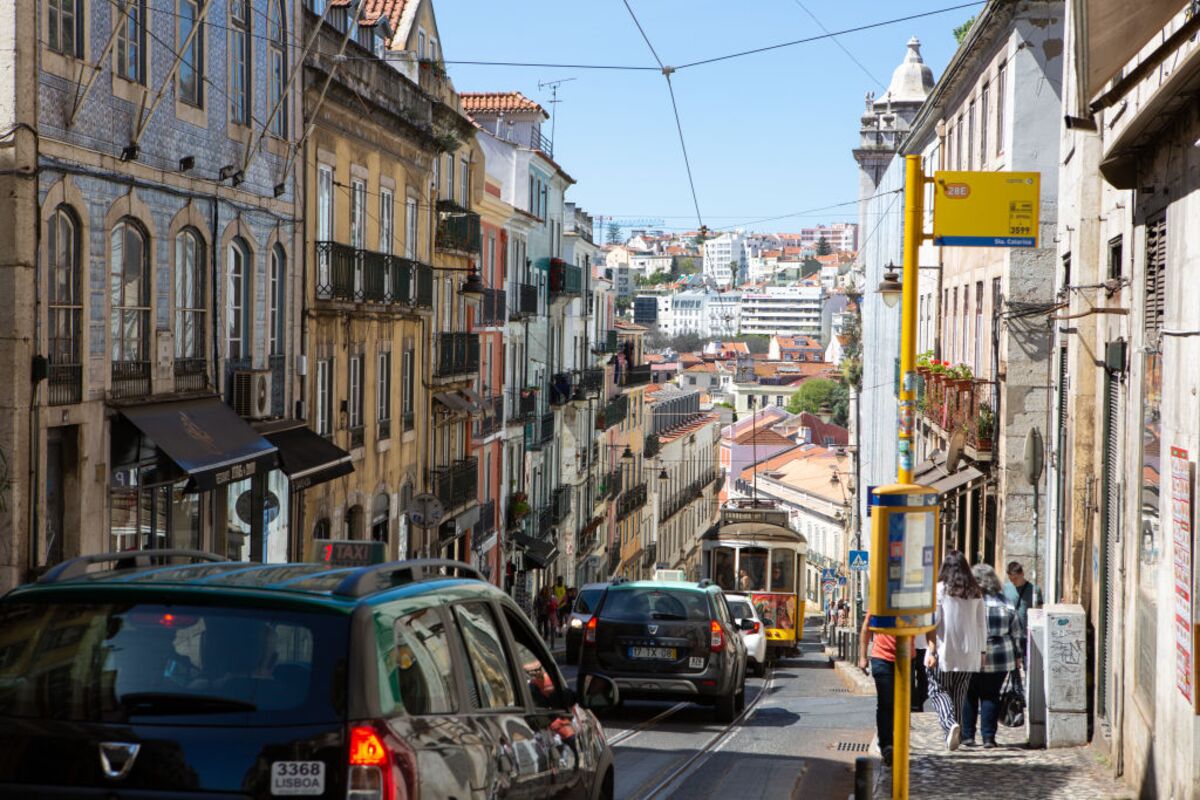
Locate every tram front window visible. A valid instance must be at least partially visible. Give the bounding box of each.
[738,548,768,592]
[770,549,794,593]
[713,547,736,590]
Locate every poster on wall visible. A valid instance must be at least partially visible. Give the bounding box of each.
[1170,446,1192,703]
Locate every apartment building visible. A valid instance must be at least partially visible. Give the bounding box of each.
[739,284,825,338]
[703,232,747,287]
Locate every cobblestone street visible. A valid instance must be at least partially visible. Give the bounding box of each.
[875,711,1134,799]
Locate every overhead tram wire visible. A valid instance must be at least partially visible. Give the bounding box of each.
[791,0,887,91]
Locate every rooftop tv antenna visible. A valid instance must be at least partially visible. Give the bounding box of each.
[538,77,576,152]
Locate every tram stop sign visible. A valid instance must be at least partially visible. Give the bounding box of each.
[868,484,941,635]
[932,171,1040,248]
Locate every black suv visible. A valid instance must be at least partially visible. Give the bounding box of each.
[0,550,618,799]
[576,579,749,722]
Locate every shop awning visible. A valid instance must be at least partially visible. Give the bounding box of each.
[119,397,277,492]
[461,388,483,415]
[264,424,353,491]
[433,391,473,413]
[913,453,985,496]
[512,532,557,569]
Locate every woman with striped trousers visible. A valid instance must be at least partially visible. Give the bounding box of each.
[923,551,987,751]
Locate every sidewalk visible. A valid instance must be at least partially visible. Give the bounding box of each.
[874,711,1133,799]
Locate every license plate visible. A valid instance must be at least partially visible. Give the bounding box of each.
[689,656,705,669]
[271,761,325,796]
[629,646,675,660]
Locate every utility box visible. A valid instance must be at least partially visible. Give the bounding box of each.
[1040,603,1088,747]
[1026,609,1046,747]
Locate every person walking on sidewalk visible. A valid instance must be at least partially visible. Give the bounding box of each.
[1002,560,1042,634]
[859,616,914,767]
[924,550,987,752]
[962,563,1026,748]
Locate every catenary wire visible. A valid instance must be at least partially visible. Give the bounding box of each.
[790,0,887,91]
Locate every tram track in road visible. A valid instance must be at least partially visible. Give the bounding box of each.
[622,669,776,800]
[606,701,691,747]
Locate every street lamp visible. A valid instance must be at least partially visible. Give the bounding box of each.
[877,262,902,308]
[460,267,485,300]
[621,445,634,463]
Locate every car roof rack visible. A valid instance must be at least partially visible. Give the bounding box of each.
[38,549,228,584]
[331,558,484,598]
[697,578,713,588]
[609,576,629,585]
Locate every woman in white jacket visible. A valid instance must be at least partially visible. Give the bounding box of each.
[923,550,987,751]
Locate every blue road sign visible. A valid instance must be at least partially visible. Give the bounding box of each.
[848,550,869,571]
[821,568,837,581]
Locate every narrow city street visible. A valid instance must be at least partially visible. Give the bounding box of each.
[560,622,875,799]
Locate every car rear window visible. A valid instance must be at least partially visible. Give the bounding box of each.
[573,589,603,615]
[0,600,348,725]
[727,600,755,620]
[600,588,711,622]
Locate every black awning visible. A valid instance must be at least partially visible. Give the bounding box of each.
[119,398,277,492]
[512,532,557,569]
[434,392,472,413]
[265,424,354,491]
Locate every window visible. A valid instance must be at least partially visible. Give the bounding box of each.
[417,28,426,59]
[48,0,82,57]
[350,178,366,248]
[315,358,333,436]
[453,603,516,709]
[227,239,251,359]
[504,608,566,710]
[371,493,389,543]
[115,0,146,83]
[269,245,285,356]
[377,350,392,429]
[382,609,457,715]
[995,62,1006,155]
[313,517,331,539]
[379,189,394,254]
[967,100,976,171]
[317,165,334,289]
[178,0,203,106]
[460,158,469,206]
[348,354,363,431]
[402,347,414,428]
[1108,235,1123,281]
[975,280,983,372]
[405,197,418,259]
[979,82,989,164]
[268,0,287,137]
[230,0,252,125]
[48,207,82,370]
[955,117,963,170]
[110,220,149,363]
[174,229,205,361]
[446,156,455,203]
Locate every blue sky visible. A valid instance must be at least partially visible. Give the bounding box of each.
[434,1,975,235]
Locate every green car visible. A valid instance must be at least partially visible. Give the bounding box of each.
[0,550,618,799]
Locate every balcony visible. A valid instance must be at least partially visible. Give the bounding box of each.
[436,202,482,254]
[476,287,507,326]
[111,360,151,399]
[579,368,605,396]
[480,499,497,535]
[549,259,582,297]
[507,387,537,425]
[516,282,539,316]
[601,469,622,500]
[473,394,504,439]
[530,127,553,158]
[594,329,619,353]
[534,505,556,540]
[617,483,647,520]
[431,457,479,512]
[173,358,207,394]
[349,425,365,449]
[600,394,628,430]
[622,363,652,388]
[921,377,995,456]
[608,548,621,578]
[315,241,433,308]
[525,411,555,450]
[48,363,83,405]
[433,332,480,378]
[644,433,661,459]
[642,542,657,569]
[551,485,572,524]
[549,373,573,406]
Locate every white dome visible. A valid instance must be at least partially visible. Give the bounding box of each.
[880,37,934,106]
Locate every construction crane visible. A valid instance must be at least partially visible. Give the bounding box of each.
[594,216,667,245]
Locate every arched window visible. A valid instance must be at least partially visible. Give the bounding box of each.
[371,493,389,543]
[110,219,150,365]
[47,206,82,404]
[267,0,287,138]
[174,228,205,361]
[229,0,252,124]
[345,505,364,540]
[269,244,285,355]
[227,239,251,359]
[313,518,331,540]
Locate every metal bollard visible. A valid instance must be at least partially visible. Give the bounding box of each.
[854,756,875,800]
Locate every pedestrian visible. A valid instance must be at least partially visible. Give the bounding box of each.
[1002,560,1043,633]
[924,550,987,751]
[547,590,559,646]
[859,614,913,766]
[962,563,1025,748]
[553,575,567,610]
[535,586,550,641]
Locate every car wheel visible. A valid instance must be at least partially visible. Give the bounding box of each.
[715,689,737,723]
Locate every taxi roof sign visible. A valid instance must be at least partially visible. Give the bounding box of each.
[932,171,1040,248]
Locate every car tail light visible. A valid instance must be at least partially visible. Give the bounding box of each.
[348,725,413,800]
[750,621,760,634]
[710,619,724,653]
[584,615,598,646]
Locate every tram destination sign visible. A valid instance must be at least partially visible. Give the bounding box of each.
[932,171,1040,248]
[719,508,790,528]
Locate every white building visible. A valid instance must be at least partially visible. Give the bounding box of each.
[629,253,674,277]
[799,223,859,252]
[645,290,742,339]
[703,232,747,287]
[739,285,824,337]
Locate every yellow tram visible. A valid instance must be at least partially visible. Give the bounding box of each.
[702,502,808,660]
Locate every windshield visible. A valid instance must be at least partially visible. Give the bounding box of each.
[599,588,711,622]
[727,600,755,620]
[574,588,604,615]
[0,600,348,724]
[737,548,768,592]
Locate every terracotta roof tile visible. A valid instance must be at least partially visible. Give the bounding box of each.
[460,92,549,119]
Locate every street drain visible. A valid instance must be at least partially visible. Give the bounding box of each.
[830,688,850,694]
[836,742,871,752]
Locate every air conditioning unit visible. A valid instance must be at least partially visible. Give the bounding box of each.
[232,369,273,419]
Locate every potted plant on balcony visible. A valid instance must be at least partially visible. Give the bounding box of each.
[916,350,934,378]
[948,364,974,394]
[509,492,531,520]
[975,402,995,450]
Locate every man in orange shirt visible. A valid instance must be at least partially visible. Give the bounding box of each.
[859,615,914,767]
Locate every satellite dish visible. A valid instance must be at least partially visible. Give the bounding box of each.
[946,429,966,474]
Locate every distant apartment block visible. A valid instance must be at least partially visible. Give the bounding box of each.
[702,233,747,286]
[739,285,825,338]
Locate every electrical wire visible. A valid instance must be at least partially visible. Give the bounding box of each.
[790,0,887,91]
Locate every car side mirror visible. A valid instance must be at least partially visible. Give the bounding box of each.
[739,618,757,632]
[577,673,620,710]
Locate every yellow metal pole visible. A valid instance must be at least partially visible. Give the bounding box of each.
[892,153,926,800]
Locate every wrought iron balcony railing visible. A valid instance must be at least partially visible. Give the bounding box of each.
[601,394,628,429]
[433,332,480,378]
[516,282,539,315]
[480,499,497,535]
[436,203,482,254]
[173,358,207,394]
[507,387,537,424]
[473,394,504,438]
[431,457,479,511]
[622,363,652,388]
[315,241,433,308]
[549,259,582,296]
[601,469,622,500]
[111,360,151,399]
[579,367,605,396]
[644,433,661,458]
[922,377,995,453]
[617,483,647,520]
[551,485,572,524]
[48,363,83,405]
[594,329,620,354]
[476,287,507,326]
[549,373,573,406]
